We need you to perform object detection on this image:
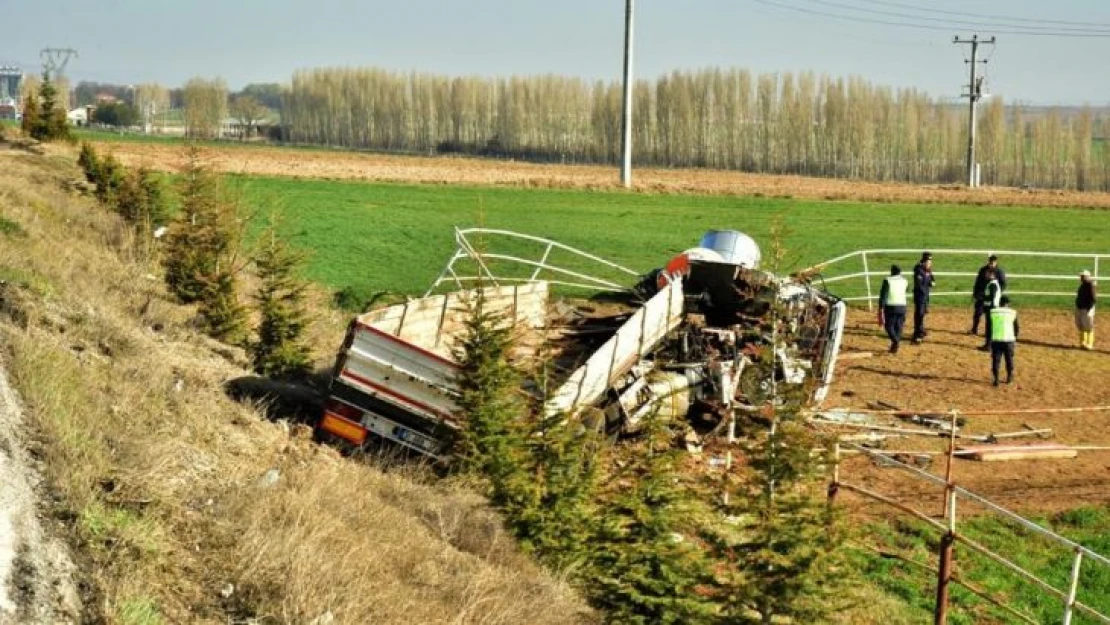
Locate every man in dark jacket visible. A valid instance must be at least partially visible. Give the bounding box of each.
[971,254,1006,335]
[1075,270,1097,350]
[912,252,936,344]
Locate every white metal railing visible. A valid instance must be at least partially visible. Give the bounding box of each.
[836,439,1110,624]
[424,228,641,296]
[806,249,1109,310]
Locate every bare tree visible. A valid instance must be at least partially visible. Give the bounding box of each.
[277,66,1109,191]
[183,77,228,140]
[230,95,269,140]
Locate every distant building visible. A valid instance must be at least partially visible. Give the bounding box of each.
[67,106,90,126]
[0,66,23,120]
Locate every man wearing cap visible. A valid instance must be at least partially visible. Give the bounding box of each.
[1075,270,1097,350]
[879,265,909,353]
[989,295,1019,386]
[971,255,1007,335]
[912,252,936,344]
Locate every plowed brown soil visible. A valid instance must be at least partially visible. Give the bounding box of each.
[92,140,1110,209]
[826,308,1110,516]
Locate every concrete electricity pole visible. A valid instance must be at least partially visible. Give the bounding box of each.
[619,0,635,188]
[953,34,995,188]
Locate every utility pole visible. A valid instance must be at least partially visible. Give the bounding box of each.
[39,48,79,78]
[953,34,994,188]
[619,0,635,188]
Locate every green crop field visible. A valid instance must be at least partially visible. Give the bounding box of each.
[230,175,1110,308]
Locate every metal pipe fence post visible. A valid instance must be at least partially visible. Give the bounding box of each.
[1063,549,1084,625]
[828,441,840,505]
[935,488,958,625]
[1095,256,1101,282]
[942,410,958,518]
[862,252,874,312]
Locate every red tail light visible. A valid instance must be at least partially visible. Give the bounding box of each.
[320,399,367,444]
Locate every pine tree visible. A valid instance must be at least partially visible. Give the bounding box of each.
[164,146,228,303]
[513,409,602,572]
[92,154,126,206]
[196,267,247,343]
[718,400,846,624]
[30,72,71,142]
[251,223,312,378]
[451,289,534,513]
[162,146,248,342]
[77,141,100,183]
[137,167,171,228]
[20,91,40,137]
[586,416,718,625]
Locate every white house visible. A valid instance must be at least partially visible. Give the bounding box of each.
[67,107,89,126]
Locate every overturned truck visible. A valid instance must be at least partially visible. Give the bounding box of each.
[316,229,846,459]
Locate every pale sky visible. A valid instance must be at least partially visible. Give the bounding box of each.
[3,0,1110,105]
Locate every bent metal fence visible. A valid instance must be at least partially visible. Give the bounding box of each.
[827,408,1110,624]
[424,227,640,297]
[807,249,1110,310]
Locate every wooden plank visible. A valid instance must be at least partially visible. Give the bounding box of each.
[958,444,1078,462]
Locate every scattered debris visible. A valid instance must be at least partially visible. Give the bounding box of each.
[985,428,1053,443]
[254,469,281,489]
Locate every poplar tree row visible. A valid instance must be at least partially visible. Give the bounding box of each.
[282,67,1110,191]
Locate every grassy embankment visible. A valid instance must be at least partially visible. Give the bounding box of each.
[220,175,1110,308]
[0,146,591,624]
[851,507,1110,624]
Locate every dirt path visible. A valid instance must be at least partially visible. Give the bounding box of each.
[827,308,1110,516]
[92,139,1110,210]
[0,358,79,624]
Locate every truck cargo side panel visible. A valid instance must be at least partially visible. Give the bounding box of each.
[341,326,460,426]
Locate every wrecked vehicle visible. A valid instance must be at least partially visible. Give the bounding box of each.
[315,229,846,459]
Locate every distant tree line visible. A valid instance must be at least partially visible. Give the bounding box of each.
[282,67,1110,191]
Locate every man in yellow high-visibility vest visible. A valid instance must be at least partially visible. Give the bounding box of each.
[878,265,909,354]
[989,295,1020,387]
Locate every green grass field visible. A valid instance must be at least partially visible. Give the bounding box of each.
[854,505,1110,624]
[230,175,1110,308]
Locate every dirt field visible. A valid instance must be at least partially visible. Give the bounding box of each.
[827,308,1110,516]
[93,139,1110,210]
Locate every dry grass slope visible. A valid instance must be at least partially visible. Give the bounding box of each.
[0,145,592,624]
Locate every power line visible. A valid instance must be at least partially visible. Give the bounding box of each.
[752,0,1110,38]
[801,0,1110,34]
[850,0,1110,30]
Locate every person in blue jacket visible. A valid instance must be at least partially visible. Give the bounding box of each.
[912,252,936,344]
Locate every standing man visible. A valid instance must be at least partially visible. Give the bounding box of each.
[978,268,1003,351]
[971,254,1007,335]
[879,264,909,354]
[1075,270,1097,350]
[912,252,936,344]
[989,295,1019,386]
